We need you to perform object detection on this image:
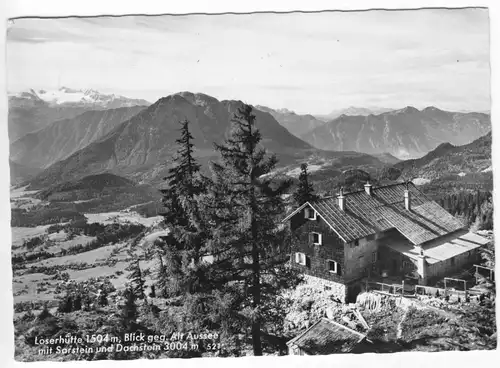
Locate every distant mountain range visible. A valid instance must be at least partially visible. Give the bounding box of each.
[9,87,150,108]
[315,106,395,121]
[26,92,381,189]
[8,87,150,140]
[255,105,325,136]
[9,89,491,193]
[10,106,146,170]
[393,131,492,180]
[301,106,490,159]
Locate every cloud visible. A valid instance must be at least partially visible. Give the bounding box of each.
[6,9,490,114]
[7,27,54,44]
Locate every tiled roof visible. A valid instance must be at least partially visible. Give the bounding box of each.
[287,318,366,355]
[291,182,465,244]
[313,199,376,242]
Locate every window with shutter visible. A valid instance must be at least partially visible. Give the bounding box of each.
[304,207,316,220]
[327,260,337,274]
[311,232,322,245]
[295,252,306,265]
[372,251,377,263]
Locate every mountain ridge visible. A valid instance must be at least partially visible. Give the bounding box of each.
[10,106,147,170]
[8,87,151,140]
[393,131,492,180]
[26,92,377,189]
[254,105,326,137]
[301,106,490,159]
[9,87,151,108]
[315,106,395,121]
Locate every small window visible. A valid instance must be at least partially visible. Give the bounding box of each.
[310,232,322,245]
[358,256,364,268]
[371,251,377,263]
[304,207,316,220]
[324,286,332,291]
[295,252,306,266]
[403,261,414,269]
[353,239,359,247]
[327,259,341,275]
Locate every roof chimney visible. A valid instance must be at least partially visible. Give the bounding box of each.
[404,189,411,211]
[364,181,372,196]
[337,186,345,211]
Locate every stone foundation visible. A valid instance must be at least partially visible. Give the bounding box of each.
[303,274,347,303]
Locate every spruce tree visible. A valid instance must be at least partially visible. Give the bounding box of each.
[120,286,138,330]
[159,119,210,296]
[153,239,170,298]
[126,259,146,301]
[207,104,301,356]
[293,163,318,206]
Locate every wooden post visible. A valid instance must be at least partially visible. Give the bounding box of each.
[402,279,405,297]
[444,278,447,298]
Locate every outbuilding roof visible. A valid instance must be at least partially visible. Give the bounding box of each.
[287,318,366,355]
[383,229,491,264]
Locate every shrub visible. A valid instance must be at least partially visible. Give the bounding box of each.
[23,236,45,250]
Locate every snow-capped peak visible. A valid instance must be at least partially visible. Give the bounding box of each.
[9,87,150,108]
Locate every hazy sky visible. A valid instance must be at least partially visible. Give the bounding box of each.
[6,8,490,114]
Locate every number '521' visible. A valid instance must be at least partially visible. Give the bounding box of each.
[206,343,221,350]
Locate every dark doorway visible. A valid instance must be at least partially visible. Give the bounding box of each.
[347,284,362,303]
[392,259,398,273]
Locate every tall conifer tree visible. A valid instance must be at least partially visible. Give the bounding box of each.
[126,259,146,301]
[292,163,318,206]
[206,104,300,356]
[160,119,210,296]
